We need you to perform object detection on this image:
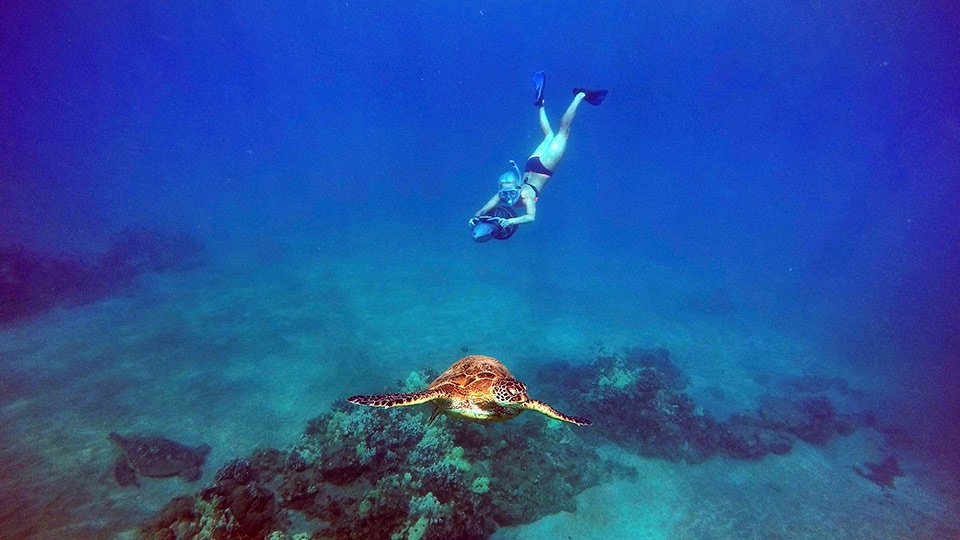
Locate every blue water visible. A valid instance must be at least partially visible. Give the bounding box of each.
[2,1,958,536]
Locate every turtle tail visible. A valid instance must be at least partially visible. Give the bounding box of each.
[523,399,592,426]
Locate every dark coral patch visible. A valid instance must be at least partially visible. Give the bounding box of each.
[141,345,870,538]
[854,455,904,489]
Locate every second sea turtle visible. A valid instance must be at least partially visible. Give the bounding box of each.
[108,432,211,487]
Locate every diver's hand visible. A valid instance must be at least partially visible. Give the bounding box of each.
[469,217,480,227]
[496,217,511,228]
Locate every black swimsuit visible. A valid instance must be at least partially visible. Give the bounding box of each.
[523,181,540,198]
[524,156,554,177]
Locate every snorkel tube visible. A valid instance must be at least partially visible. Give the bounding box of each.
[471,204,519,242]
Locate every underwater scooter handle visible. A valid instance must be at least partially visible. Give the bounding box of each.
[470,204,519,243]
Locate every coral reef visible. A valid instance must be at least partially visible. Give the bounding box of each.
[142,347,867,538]
[540,349,722,463]
[142,387,628,539]
[0,226,203,324]
[537,347,861,462]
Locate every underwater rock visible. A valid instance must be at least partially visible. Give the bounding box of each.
[478,419,627,525]
[145,486,284,540]
[142,379,625,539]
[0,245,98,322]
[715,395,860,460]
[757,395,857,444]
[214,458,255,487]
[142,346,872,538]
[536,347,864,463]
[719,414,795,459]
[108,432,211,487]
[143,453,289,539]
[0,227,204,324]
[853,455,904,489]
[540,352,722,463]
[623,347,689,390]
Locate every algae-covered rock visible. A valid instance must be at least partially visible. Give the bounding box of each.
[141,346,870,538]
[536,347,865,463]
[141,370,619,539]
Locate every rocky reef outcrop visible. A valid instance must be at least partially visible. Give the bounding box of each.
[541,347,861,462]
[141,371,630,539]
[0,226,203,323]
[140,348,866,539]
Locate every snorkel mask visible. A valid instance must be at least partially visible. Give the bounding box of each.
[497,160,523,205]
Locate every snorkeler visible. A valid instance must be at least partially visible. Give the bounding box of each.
[470,71,607,235]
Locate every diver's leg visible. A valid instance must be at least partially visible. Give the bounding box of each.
[535,94,585,166]
[539,106,553,137]
[531,135,553,157]
[557,92,586,137]
[529,106,555,157]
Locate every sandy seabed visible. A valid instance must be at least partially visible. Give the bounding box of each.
[1,232,957,539]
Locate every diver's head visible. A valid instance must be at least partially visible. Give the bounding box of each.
[497,169,521,205]
[498,170,520,188]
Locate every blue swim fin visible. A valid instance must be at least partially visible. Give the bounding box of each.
[533,71,546,107]
[573,87,608,106]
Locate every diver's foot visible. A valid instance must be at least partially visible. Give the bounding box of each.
[573,88,608,106]
[533,70,546,107]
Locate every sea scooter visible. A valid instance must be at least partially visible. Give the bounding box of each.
[469,204,518,243]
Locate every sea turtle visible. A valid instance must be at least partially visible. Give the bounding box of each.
[108,432,211,487]
[348,355,591,426]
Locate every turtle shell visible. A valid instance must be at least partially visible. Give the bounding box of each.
[109,432,210,484]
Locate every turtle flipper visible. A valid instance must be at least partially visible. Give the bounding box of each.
[427,406,444,425]
[113,458,140,487]
[348,388,445,408]
[180,465,202,482]
[523,399,591,426]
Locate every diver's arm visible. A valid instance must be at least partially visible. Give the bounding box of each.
[474,194,501,217]
[505,197,536,226]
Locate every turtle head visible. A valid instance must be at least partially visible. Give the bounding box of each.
[492,378,529,405]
